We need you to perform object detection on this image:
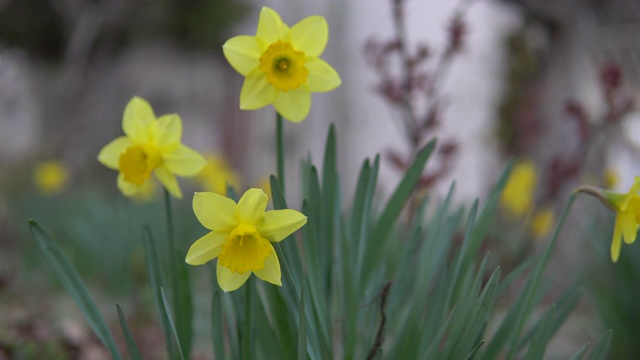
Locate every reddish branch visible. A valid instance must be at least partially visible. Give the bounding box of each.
[364,0,474,191]
[366,282,393,360]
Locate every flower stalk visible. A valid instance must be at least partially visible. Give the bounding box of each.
[276,112,286,193]
[163,188,178,301]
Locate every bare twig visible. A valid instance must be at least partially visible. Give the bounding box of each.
[366,282,393,360]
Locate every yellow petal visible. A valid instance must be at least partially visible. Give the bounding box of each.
[117,173,143,197]
[273,88,311,123]
[257,209,307,242]
[612,215,623,262]
[236,188,268,224]
[154,166,182,198]
[217,262,251,292]
[305,57,341,92]
[291,16,328,57]
[163,144,205,177]
[193,192,238,231]
[156,114,182,146]
[98,136,133,169]
[223,35,261,76]
[253,243,281,286]
[123,96,155,143]
[185,231,227,265]
[628,197,640,223]
[619,210,638,244]
[240,69,278,110]
[256,7,290,47]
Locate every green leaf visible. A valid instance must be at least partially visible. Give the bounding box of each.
[142,225,175,357]
[116,304,143,360]
[211,289,226,360]
[371,139,436,245]
[174,250,193,359]
[297,282,307,360]
[523,304,555,360]
[464,340,486,360]
[353,156,379,284]
[480,193,577,360]
[586,329,612,360]
[29,220,122,360]
[445,199,479,308]
[160,287,186,360]
[422,309,455,358]
[373,348,383,360]
[571,344,589,360]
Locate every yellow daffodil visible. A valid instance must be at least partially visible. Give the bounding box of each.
[33,160,69,194]
[501,160,538,217]
[605,177,640,262]
[603,168,619,189]
[530,208,554,239]
[98,96,205,198]
[223,6,341,122]
[196,154,240,195]
[186,188,306,292]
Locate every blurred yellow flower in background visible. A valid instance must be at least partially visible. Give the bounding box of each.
[223,6,341,122]
[258,176,272,200]
[98,96,205,199]
[33,160,69,195]
[530,208,554,239]
[186,188,306,292]
[196,154,240,195]
[605,177,640,262]
[603,167,619,189]
[501,160,538,217]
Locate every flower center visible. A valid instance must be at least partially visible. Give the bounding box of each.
[118,145,161,186]
[259,40,309,92]
[218,223,272,274]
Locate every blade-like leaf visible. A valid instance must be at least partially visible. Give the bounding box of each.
[464,340,486,360]
[211,289,226,360]
[142,225,175,357]
[160,287,186,360]
[371,139,436,245]
[571,344,589,360]
[29,220,122,360]
[116,304,143,360]
[175,250,193,359]
[586,330,612,360]
[297,282,307,360]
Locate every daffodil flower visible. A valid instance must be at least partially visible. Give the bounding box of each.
[530,207,554,239]
[34,160,69,195]
[98,96,205,198]
[500,160,538,217]
[605,177,640,262]
[196,154,240,195]
[223,6,341,122]
[186,188,307,292]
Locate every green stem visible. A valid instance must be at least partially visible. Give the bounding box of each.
[276,112,285,194]
[242,277,254,360]
[542,192,576,269]
[163,188,179,357]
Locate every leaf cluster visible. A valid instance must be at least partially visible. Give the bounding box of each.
[29,125,611,359]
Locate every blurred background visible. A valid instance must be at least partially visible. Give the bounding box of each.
[3,0,640,358]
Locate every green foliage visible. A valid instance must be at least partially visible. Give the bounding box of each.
[29,125,612,359]
[142,225,176,357]
[116,304,143,360]
[29,220,122,360]
[584,207,640,359]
